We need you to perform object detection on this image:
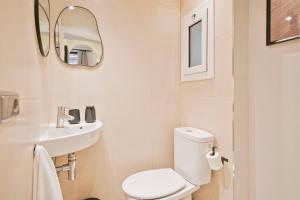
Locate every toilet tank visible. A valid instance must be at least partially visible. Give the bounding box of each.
[174,127,214,186]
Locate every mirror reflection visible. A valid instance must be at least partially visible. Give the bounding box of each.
[54,6,103,67]
[35,0,50,57]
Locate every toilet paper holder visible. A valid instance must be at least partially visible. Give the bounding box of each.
[221,157,229,164]
[211,146,229,164]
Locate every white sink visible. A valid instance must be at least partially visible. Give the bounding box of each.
[39,121,103,157]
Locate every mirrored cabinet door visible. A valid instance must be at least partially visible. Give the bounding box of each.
[189,20,203,68]
[181,0,214,82]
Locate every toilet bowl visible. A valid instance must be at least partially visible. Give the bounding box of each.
[123,168,199,200]
[122,127,214,200]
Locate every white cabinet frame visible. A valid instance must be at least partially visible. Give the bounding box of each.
[181,0,214,82]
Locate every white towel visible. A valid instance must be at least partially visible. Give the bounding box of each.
[33,145,63,200]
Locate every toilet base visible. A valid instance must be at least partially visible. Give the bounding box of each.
[127,195,192,200]
[128,194,192,200]
[181,195,192,200]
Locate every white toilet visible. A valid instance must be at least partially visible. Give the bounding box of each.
[122,127,214,200]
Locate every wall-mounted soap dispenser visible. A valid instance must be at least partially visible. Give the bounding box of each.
[0,92,20,122]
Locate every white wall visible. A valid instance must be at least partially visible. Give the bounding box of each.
[48,0,180,199]
[0,1,235,200]
[248,0,300,199]
[233,0,250,199]
[0,1,50,199]
[180,0,234,200]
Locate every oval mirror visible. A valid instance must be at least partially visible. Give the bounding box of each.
[54,6,103,67]
[34,0,50,57]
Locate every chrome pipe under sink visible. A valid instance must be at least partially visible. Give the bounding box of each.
[55,153,76,181]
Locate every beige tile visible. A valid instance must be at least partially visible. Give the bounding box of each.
[180,97,233,153]
[215,0,233,37]
[0,1,49,199]
[0,1,235,200]
[179,2,234,200]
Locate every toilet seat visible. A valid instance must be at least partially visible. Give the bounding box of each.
[122,169,187,199]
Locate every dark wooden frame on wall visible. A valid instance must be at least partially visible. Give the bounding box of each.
[34,0,50,56]
[266,0,300,45]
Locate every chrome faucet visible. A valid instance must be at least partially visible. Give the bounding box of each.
[56,106,75,128]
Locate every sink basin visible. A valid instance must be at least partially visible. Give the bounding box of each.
[39,121,103,157]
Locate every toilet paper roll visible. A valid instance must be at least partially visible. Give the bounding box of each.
[206,151,223,171]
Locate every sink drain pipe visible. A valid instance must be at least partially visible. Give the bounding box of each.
[55,153,77,181]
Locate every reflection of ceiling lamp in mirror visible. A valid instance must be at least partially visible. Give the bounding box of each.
[34,0,50,57]
[68,6,75,10]
[54,6,104,67]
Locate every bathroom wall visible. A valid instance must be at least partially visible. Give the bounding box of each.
[0,0,50,199]
[248,0,300,199]
[48,0,180,199]
[0,1,234,199]
[233,0,250,199]
[180,0,234,200]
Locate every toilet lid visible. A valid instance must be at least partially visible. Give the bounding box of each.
[122,168,186,199]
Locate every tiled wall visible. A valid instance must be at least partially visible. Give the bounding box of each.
[48,0,180,199]
[180,0,234,200]
[0,0,234,200]
[0,0,50,199]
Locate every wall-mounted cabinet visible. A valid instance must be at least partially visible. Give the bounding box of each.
[181,0,214,82]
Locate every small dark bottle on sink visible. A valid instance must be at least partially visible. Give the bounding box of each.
[85,106,96,123]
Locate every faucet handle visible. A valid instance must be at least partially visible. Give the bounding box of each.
[57,106,73,112]
[57,106,66,115]
[57,106,75,128]
[57,106,75,119]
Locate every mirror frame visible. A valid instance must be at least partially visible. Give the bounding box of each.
[54,6,104,67]
[34,0,50,57]
[266,0,300,46]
